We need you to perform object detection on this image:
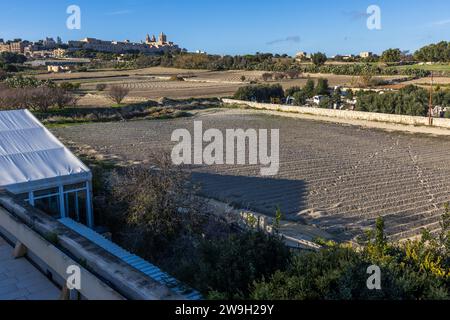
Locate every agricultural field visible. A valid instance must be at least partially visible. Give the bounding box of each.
[397,63,450,73]
[52,108,450,242]
[37,67,408,104]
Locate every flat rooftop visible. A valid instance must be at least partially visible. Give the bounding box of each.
[0,236,59,300]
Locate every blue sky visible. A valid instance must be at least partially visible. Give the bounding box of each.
[1,0,449,55]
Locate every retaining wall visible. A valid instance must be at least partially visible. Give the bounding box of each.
[222,99,450,129]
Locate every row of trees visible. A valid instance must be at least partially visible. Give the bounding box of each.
[414,41,450,62]
[233,84,285,103]
[0,52,26,74]
[356,85,439,117]
[0,76,79,112]
[233,79,340,107]
[232,81,450,117]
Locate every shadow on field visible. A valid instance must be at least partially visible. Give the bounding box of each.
[191,172,307,217]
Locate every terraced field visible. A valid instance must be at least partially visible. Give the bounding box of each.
[52,109,450,241]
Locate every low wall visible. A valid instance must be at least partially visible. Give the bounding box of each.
[222,99,450,129]
[0,191,184,300]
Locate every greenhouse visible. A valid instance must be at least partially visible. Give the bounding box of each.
[0,109,93,227]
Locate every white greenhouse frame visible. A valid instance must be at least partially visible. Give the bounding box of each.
[0,109,94,227]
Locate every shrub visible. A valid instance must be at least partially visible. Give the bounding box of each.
[107,85,130,104]
[285,86,302,97]
[251,212,450,300]
[286,70,300,79]
[4,75,54,89]
[356,85,429,116]
[292,90,308,105]
[445,110,450,118]
[60,82,81,91]
[233,84,284,103]
[261,73,273,81]
[96,83,107,91]
[53,87,79,109]
[175,231,291,299]
[169,75,185,81]
[0,81,78,111]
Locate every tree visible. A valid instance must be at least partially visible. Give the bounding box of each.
[107,85,130,104]
[0,52,26,64]
[311,52,327,67]
[303,79,315,98]
[315,78,329,95]
[233,84,284,103]
[381,48,402,63]
[293,90,307,105]
[285,86,302,97]
[414,41,450,62]
[53,87,79,109]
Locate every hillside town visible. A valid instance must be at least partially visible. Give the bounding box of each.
[0,32,182,58]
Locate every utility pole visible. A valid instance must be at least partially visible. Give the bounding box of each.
[429,72,434,126]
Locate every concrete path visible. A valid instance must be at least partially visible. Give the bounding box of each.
[0,236,60,300]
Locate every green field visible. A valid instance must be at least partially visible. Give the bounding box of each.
[397,63,450,73]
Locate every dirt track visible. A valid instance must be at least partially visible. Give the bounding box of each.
[52,109,450,241]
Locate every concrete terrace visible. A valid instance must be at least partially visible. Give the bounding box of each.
[0,236,59,300]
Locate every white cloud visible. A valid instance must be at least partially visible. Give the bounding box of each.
[432,19,450,26]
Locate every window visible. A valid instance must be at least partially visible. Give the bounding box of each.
[32,187,61,218]
[34,194,61,218]
[16,193,30,203]
[21,183,91,226]
[64,183,87,192]
[64,189,88,225]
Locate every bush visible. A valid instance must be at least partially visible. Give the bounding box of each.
[445,110,450,118]
[60,82,81,91]
[251,211,450,300]
[356,85,429,116]
[175,231,291,299]
[261,73,273,81]
[169,75,185,81]
[107,157,204,261]
[96,83,107,91]
[285,86,302,97]
[0,79,78,111]
[107,85,130,104]
[4,75,54,89]
[233,84,284,103]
